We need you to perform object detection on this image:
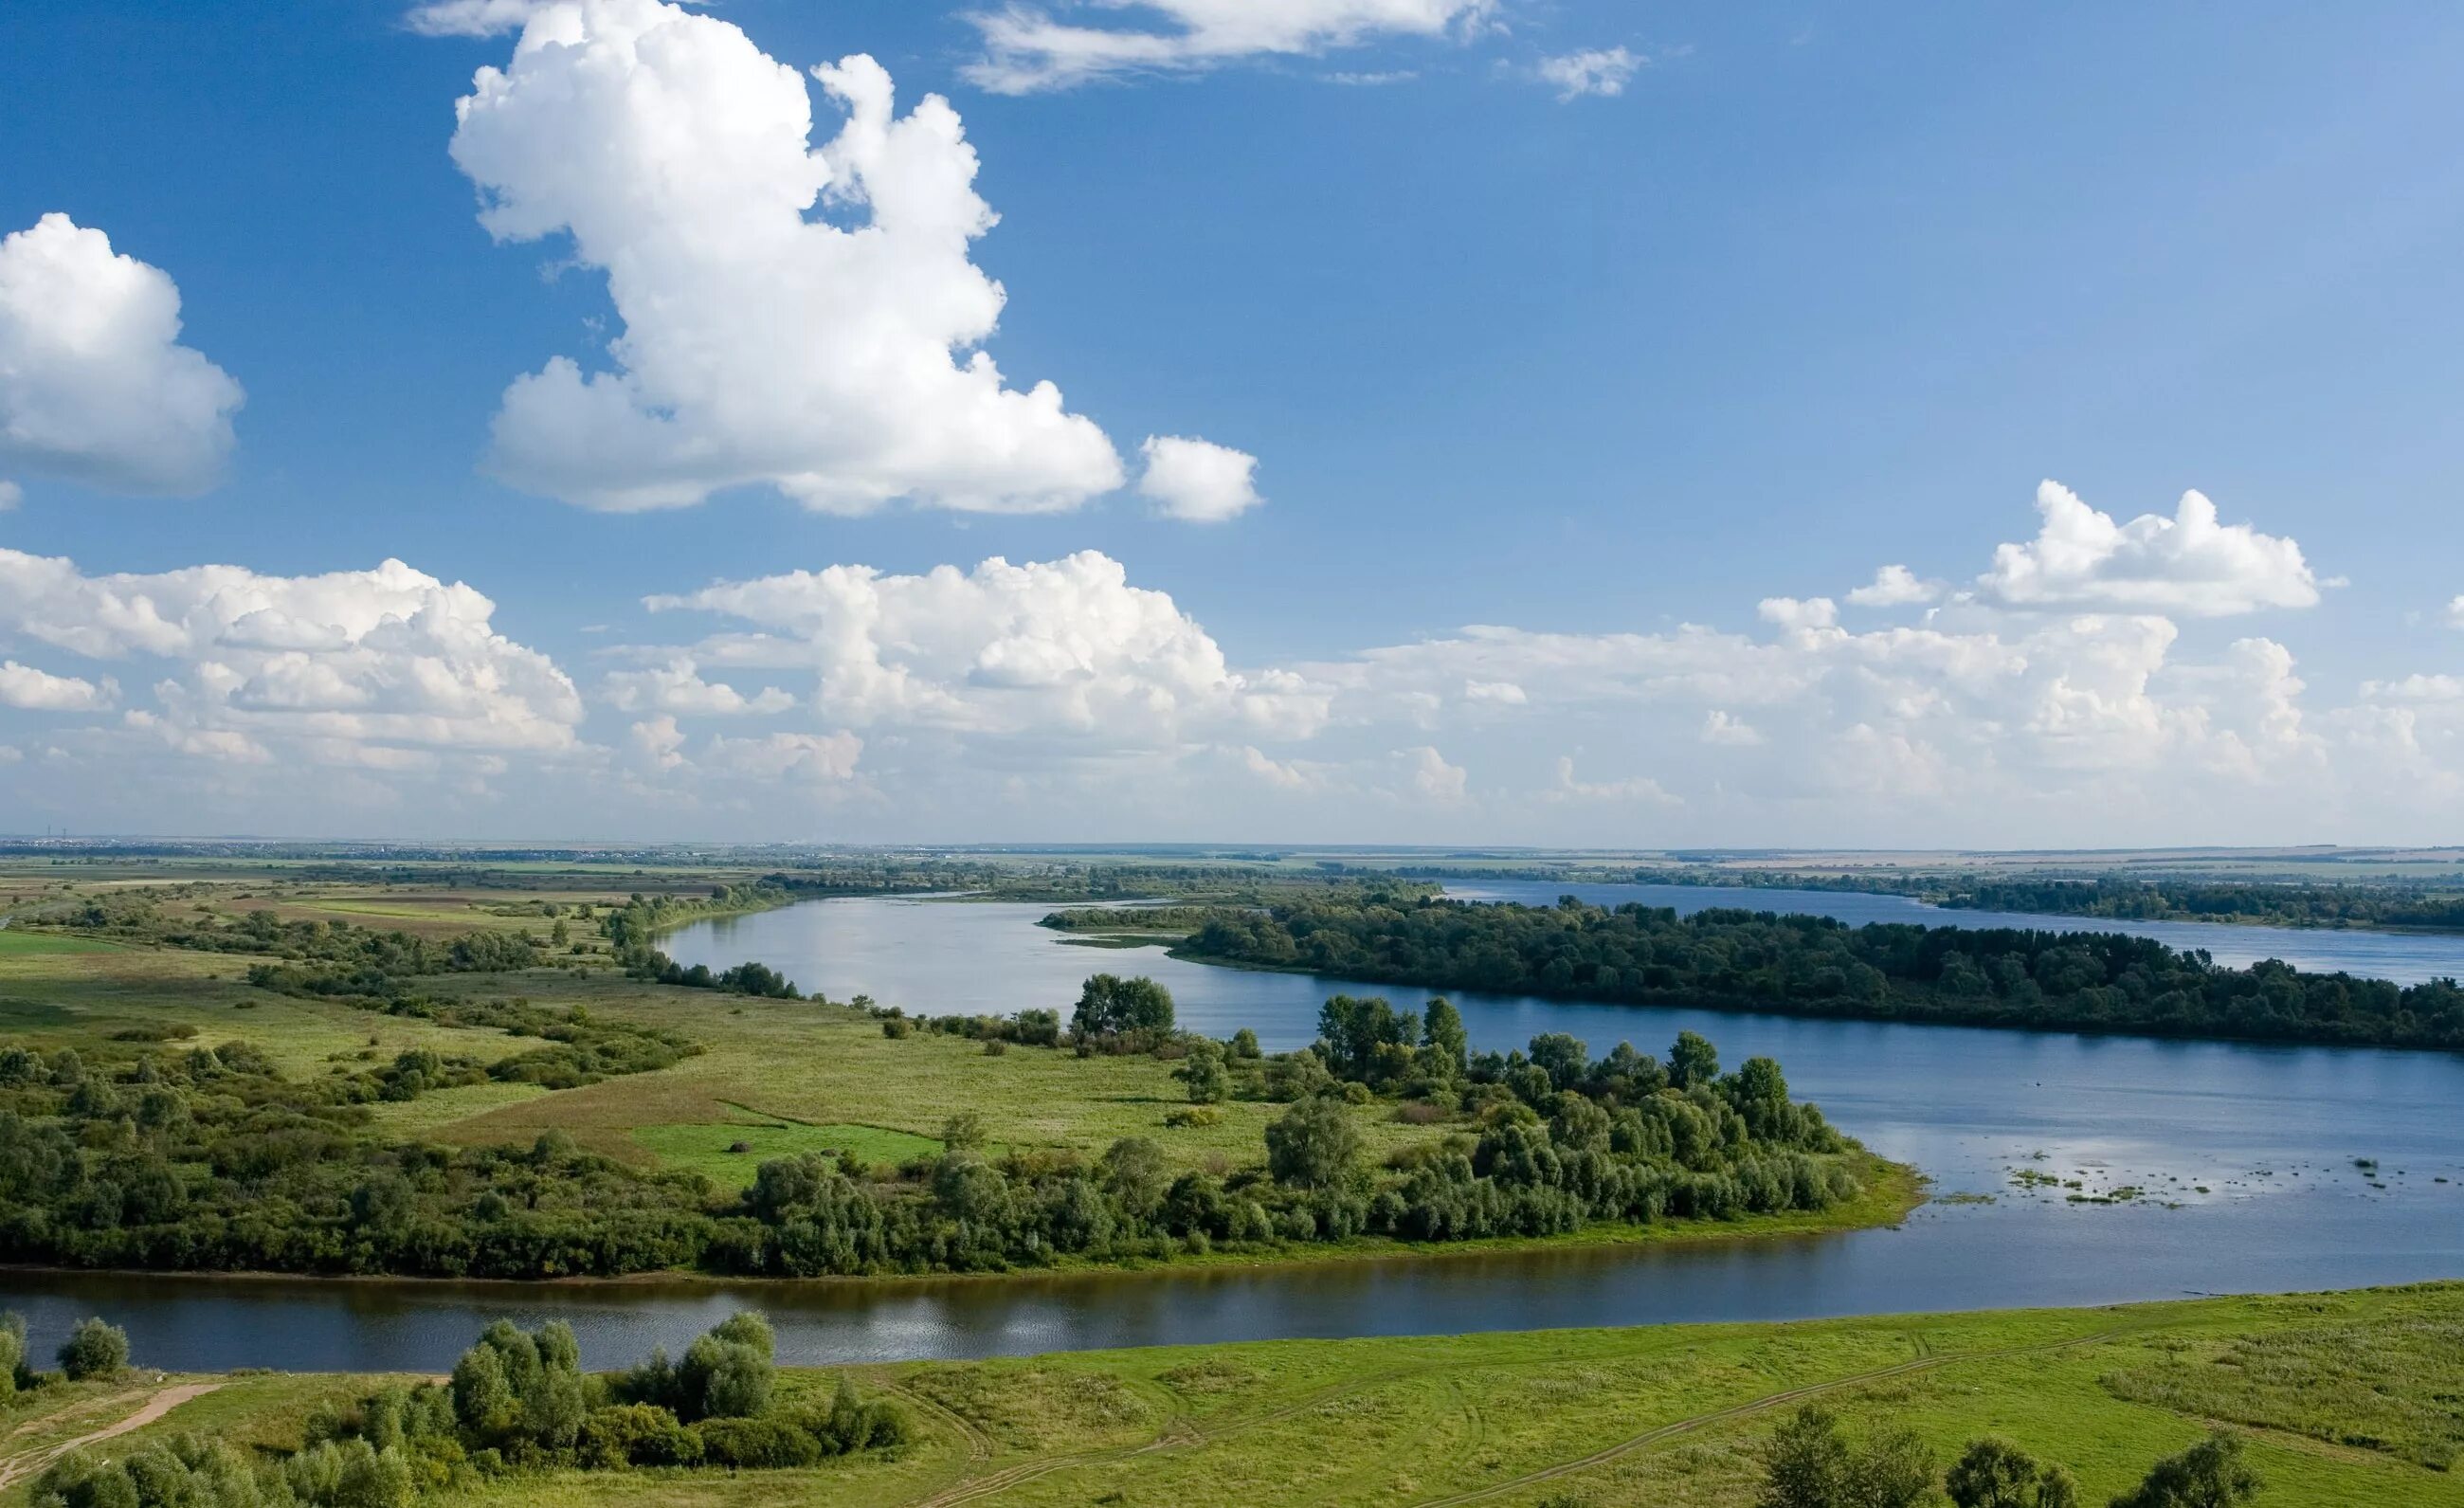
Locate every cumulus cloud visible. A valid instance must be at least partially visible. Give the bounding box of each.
[1977,480,2320,616]
[1138,435,1262,522]
[1463,680,1527,705]
[966,0,1495,93]
[1396,745,1467,803]
[1701,710,1762,745]
[448,0,1127,513]
[1756,596,1839,631]
[0,481,20,511]
[1845,564,1941,609]
[0,214,245,496]
[601,657,792,716]
[0,661,115,713]
[2444,595,2464,629]
[0,548,582,761]
[1534,46,1640,100]
[644,550,1327,745]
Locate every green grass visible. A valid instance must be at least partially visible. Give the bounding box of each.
[629,1121,946,1187]
[0,928,121,955]
[12,1285,2463,1508]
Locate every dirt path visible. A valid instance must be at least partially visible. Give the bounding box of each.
[0,1383,222,1493]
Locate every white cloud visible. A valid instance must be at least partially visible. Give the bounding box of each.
[0,661,115,713]
[0,481,20,511]
[966,0,1495,94]
[1845,564,1941,609]
[448,0,1126,513]
[0,214,244,496]
[1977,480,2319,617]
[644,550,1328,744]
[1463,679,1526,705]
[1397,745,1467,803]
[1701,710,1762,746]
[1138,435,1262,522]
[1548,755,1676,805]
[601,656,792,716]
[699,729,863,784]
[0,548,582,760]
[1533,46,1640,100]
[1756,595,1839,631]
[406,0,543,35]
[2444,595,2464,629]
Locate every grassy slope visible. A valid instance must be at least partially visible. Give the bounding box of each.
[10,1284,2460,1508]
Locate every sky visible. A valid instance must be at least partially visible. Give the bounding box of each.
[2,0,2462,845]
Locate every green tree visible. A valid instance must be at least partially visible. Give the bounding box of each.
[450,1341,515,1434]
[0,1311,23,1398]
[2110,1433,2260,1508]
[1178,1039,1229,1103]
[1760,1405,1849,1508]
[1264,1096,1361,1188]
[1100,1136,1169,1224]
[1670,1030,1721,1089]
[1851,1426,1938,1508]
[1230,1027,1261,1059]
[940,1111,987,1152]
[1072,974,1176,1038]
[1421,997,1468,1077]
[56,1317,128,1381]
[1948,1438,2042,1507]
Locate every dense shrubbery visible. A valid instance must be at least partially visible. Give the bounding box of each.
[1937,875,2464,932]
[26,1314,906,1508]
[1184,895,2464,1050]
[1758,1405,2259,1508]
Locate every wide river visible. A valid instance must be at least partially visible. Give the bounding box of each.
[5,882,2460,1372]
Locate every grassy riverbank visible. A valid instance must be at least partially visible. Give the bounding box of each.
[7,1283,2460,1507]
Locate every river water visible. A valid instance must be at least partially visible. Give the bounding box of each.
[5,884,2459,1372]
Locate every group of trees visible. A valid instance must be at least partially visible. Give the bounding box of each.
[1761,1407,2260,1508]
[1183,895,2464,1051]
[1933,876,2464,933]
[1,1311,130,1401]
[27,1314,907,1508]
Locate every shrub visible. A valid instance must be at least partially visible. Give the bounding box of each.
[1163,1106,1222,1129]
[693,1415,824,1469]
[56,1318,129,1381]
[579,1402,700,1468]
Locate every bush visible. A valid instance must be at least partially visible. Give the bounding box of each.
[693,1415,824,1469]
[579,1402,700,1469]
[56,1318,129,1381]
[1163,1106,1222,1129]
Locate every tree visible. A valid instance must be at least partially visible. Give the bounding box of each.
[1948,1437,2084,1508]
[56,1317,128,1381]
[1670,1030,1721,1089]
[1099,1136,1169,1223]
[0,1311,22,1398]
[1231,1027,1261,1059]
[1072,974,1176,1038]
[1178,1039,1229,1103]
[940,1112,987,1152]
[1760,1405,1849,1508]
[1422,997,1468,1077]
[1264,1096,1361,1188]
[2110,1433,2260,1508]
[1851,1426,1938,1508]
[1948,1438,2041,1508]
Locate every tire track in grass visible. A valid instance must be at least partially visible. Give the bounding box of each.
[0,1383,223,1492]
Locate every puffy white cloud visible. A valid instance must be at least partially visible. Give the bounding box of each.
[966,0,1495,94]
[1397,745,1467,803]
[1463,680,1527,705]
[1534,46,1640,100]
[449,0,1125,513]
[0,548,582,758]
[1977,480,2319,616]
[645,549,1327,744]
[0,481,20,511]
[1138,435,1262,522]
[699,730,863,784]
[1757,596,1839,631]
[0,214,244,496]
[1845,564,1941,609]
[0,661,115,713]
[602,657,792,716]
[2444,595,2464,629]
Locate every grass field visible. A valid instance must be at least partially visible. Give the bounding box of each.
[7,1284,2459,1507]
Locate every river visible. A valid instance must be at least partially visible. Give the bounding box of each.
[4,883,2459,1372]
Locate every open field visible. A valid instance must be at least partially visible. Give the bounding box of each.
[7,1284,2460,1507]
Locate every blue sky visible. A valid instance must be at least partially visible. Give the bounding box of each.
[2,0,2461,843]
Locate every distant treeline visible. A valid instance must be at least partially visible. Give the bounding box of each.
[1932,876,2464,931]
[1180,895,2464,1051]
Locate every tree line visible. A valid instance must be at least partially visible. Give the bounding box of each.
[1178,894,2464,1050]
[1759,1404,2261,1508]
[22,1311,907,1508]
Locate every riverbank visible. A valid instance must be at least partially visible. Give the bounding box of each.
[8,1282,2458,1507]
